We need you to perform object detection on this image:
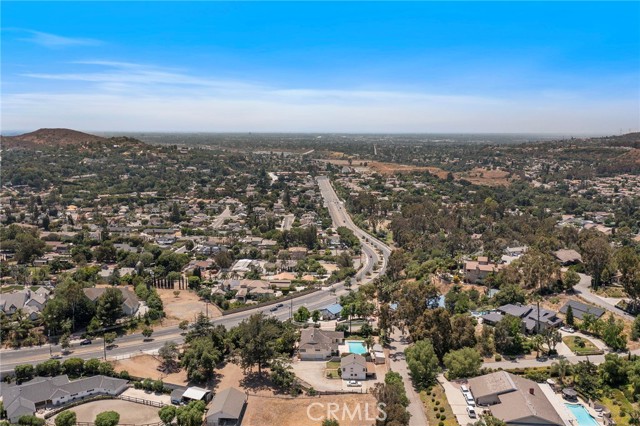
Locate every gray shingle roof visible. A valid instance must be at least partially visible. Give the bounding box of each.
[559,300,605,319]
[207,387,247,420]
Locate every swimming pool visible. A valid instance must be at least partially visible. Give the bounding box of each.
[565,403,599,426]
[347,341,368,355]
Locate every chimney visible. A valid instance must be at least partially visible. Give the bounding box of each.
[529,388,535,395]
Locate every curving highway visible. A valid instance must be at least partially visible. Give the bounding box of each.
[0,176,389,372]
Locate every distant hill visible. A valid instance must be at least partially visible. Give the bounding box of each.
[596,132,640,149]
[1,128,107,149]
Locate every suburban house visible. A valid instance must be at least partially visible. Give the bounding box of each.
[481,304,562,334]
[319,303,343,320]
[0,288,49,320]
[467,371,563,426]
[205,387,247,426]
[299,329,344,360]
[83,287,140,316]
[464,256,502,284]
[341,353,367,380]
[553,249,582,265]
[1,375,128,423]
[559,300,605,320]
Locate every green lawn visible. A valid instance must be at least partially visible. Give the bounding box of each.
[0,285,24,293]
[563,336,603,356]
[325,361,341,379]
[421,385,457,426]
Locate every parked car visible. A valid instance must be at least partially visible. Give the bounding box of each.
[463,391,476,406]
[466,406,477,418]
[80,339,92,345]
[347,380,362,387]
[561,326,575,333]
[460,384,469,393]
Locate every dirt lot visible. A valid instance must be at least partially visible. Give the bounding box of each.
[156,288,222,326]
[243,393,378,426]
[112,354,189,385]
[456,167,516,186]
[52,400,161,423]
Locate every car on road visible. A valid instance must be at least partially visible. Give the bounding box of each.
[466,406,477,418]
[560,326,575,333]
[269,306,278,312]
[347,380,362,387]
[50,354,62,360]
[276,303,284,308]
[80,339,92,345]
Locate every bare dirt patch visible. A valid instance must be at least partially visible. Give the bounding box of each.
[456,167,516,186]
[52,400,160,424]
[243,393,378,426]
[112,354,189,386]
[157,288,221,326]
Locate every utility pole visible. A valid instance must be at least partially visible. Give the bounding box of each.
[103,334,107,361]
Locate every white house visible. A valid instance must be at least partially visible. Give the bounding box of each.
[341,354,367,381]
[299,329,344,360]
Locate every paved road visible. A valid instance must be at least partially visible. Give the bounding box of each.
[280,214,295,231]
[0,176,389,373]
[211,206,232,229]
[573,272,634,321]
[388,330,430,426]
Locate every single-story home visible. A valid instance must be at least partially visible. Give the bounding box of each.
[320,303,343,320]
[559,300,605,320]
[205,387,247,426]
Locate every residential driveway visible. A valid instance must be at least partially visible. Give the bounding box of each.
[560,329,609,352]
[438,375,476,425]
[291,359,343,391]
[389,330,429,426]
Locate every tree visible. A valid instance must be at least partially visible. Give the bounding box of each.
[270,357,296,391]
[159,341,179,372]
[142,327,154,340]
[18,416,44,426]
[179,320,190,333]
[55,411,76,426]
[14,364,34,384]
[96,288,124,327]
[62,358,84,378]
[573,360,600,399]
[581,236,612,288]
[311,310,321,323]
[600,353,627,387]
[293,306,310,322]
[404,339,439,390]
[159,405,177,425]
[104,332,117,346]
[94,411,120,426]
[520,249,559,292]
[36,360,61,377]
[474,415,507,426]
[443,347,482,379]
[60,333,71,353]
[322,420,340,426]
[182,337,222,382]
[170,202,181,223]
[563,269,580,292]
[371,372,410,426]
[493,283,526,306]
[479,324,495,357]
[615,247,640,306]
[551,358,572,385]
[565,305,575,327]
[494,315,524,355]
[395,281,439,328]
[411,308,452,361]
[451,315,477,350]
[234,314,279,374]
[175,401,206,426]
[601,314,627,351]
[542,328,562,354]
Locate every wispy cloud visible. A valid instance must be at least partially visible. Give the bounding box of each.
[6,60,639,133]
[19,30,102,48]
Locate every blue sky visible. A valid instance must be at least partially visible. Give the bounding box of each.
[2,1,639,133]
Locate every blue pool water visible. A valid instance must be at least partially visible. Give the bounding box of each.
[565,403,599,426]
[347,341,367,354]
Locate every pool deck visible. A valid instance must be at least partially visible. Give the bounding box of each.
[339,340,368,355]
[539,383,604,426]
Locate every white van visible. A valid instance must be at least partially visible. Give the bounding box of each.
[467,406,477,418]
[464,392,476,406]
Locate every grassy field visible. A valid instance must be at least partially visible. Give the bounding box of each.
[421,384,457,426]
[563,336,603,356]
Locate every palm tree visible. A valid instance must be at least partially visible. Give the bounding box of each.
[553,358,571,385]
